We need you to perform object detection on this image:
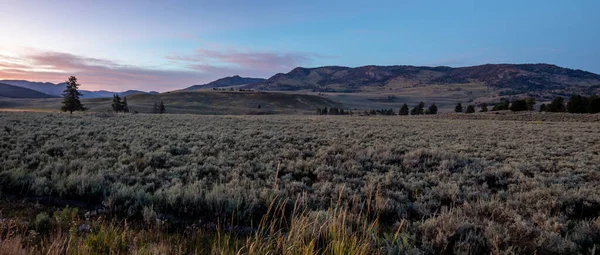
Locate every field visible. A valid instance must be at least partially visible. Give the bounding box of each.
[1,112,600,254]
[0,90,341,115]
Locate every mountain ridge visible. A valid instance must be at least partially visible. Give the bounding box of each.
[0,80,158,99]
[243,63,600,98]
[0,83,59,98]
[183,75,266,90]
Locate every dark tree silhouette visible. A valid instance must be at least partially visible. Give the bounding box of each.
[545,97,565,112]
[60,76,86,114]
[426,103,438,114]
[112,94,123,113]
[122,97,129,113]
[480,103,488,112]
[399,103,409,115]
[510,99,528,112]
[466,105,475,113]
[454,103,463,113]
[567,95,588,113]
[159,101,166,114]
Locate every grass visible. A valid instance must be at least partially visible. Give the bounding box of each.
[1,111,599,253]
[0,192,404,254]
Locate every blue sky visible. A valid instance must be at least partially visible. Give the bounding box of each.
[0,0,598,91]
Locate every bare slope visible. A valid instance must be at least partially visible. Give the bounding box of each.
[0,90,341,114]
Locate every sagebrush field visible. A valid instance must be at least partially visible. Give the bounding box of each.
[1,112,600,254]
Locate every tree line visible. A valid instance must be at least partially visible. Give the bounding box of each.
[540,95,600,113]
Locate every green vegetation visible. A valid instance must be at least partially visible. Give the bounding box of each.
[0,112,599,253]
[398,103,409,115]
[465,105,475,113]
[454,103,463,113]
[111,94,129,113]
[410,101,425,115]
[60,76,86,114]
[479,103,488,112]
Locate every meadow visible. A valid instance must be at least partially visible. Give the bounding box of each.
[1,112,599,254]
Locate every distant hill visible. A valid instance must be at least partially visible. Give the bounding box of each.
[0,90,340,114]
[183,75,266,90]
[1,80,157,99]
[0,83,58,98]
[244,64,600,99]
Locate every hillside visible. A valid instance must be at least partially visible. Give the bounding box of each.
[0,90,341,114]
[183,75,266,90]
[0,83,58,98]
[245,64,600,99]
[0,80,157,99]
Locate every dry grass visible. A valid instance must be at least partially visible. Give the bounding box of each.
[1,112,599,253]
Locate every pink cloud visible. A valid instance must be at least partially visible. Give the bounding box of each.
[0,51,211,91]
[0,48,327,91]
[166,48,325,76]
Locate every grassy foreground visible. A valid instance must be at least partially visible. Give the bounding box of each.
[1,193,406,254]
[1,112,600,254]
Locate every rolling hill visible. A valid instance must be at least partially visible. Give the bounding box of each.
[0,83,58,98]
[244,64,600,98]
[0,90,341,114]
[183,75,266,90]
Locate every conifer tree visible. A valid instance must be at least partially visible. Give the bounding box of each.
[466,105,475,113]
[480,103,488,112]
[122,97,129,113]
[159,101,166,114]
[455,103,463,113]
[60,76,86,114]
[426,103,438,114]
[399,103,409,115]
[112,94,123,113]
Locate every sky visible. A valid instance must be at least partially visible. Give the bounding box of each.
[0,0,599,92]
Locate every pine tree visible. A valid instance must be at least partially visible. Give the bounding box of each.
[122,97,129,113]
[411,102,425,115]
[546,97,565,112]
[480,103,488,112]
[539,104,546,112]
[399,103,409,115]
[588,95,600,114]
[427,104,438,114]
[455,103,463,113]
[159,101,166,114]
[466,105,475,113]
[525,97,536,111]
[60,76,85,114]
[112,94,123,113]
[153,102,159,114]
[510,99,528,112]
[567,95,588,113]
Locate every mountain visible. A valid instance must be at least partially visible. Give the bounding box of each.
[0,83,59,98]
[183,75,266,90]
[244,64,600,97]
[1,80,157,99]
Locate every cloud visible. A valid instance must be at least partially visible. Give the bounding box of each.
[0,47,326,91]
[0,50,217,91]
[166,48,324,77]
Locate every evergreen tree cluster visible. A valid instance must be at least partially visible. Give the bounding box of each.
[111,94,129,113]
[153,101,166,114]
[316,107,349,115]
[540,95,600,114]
